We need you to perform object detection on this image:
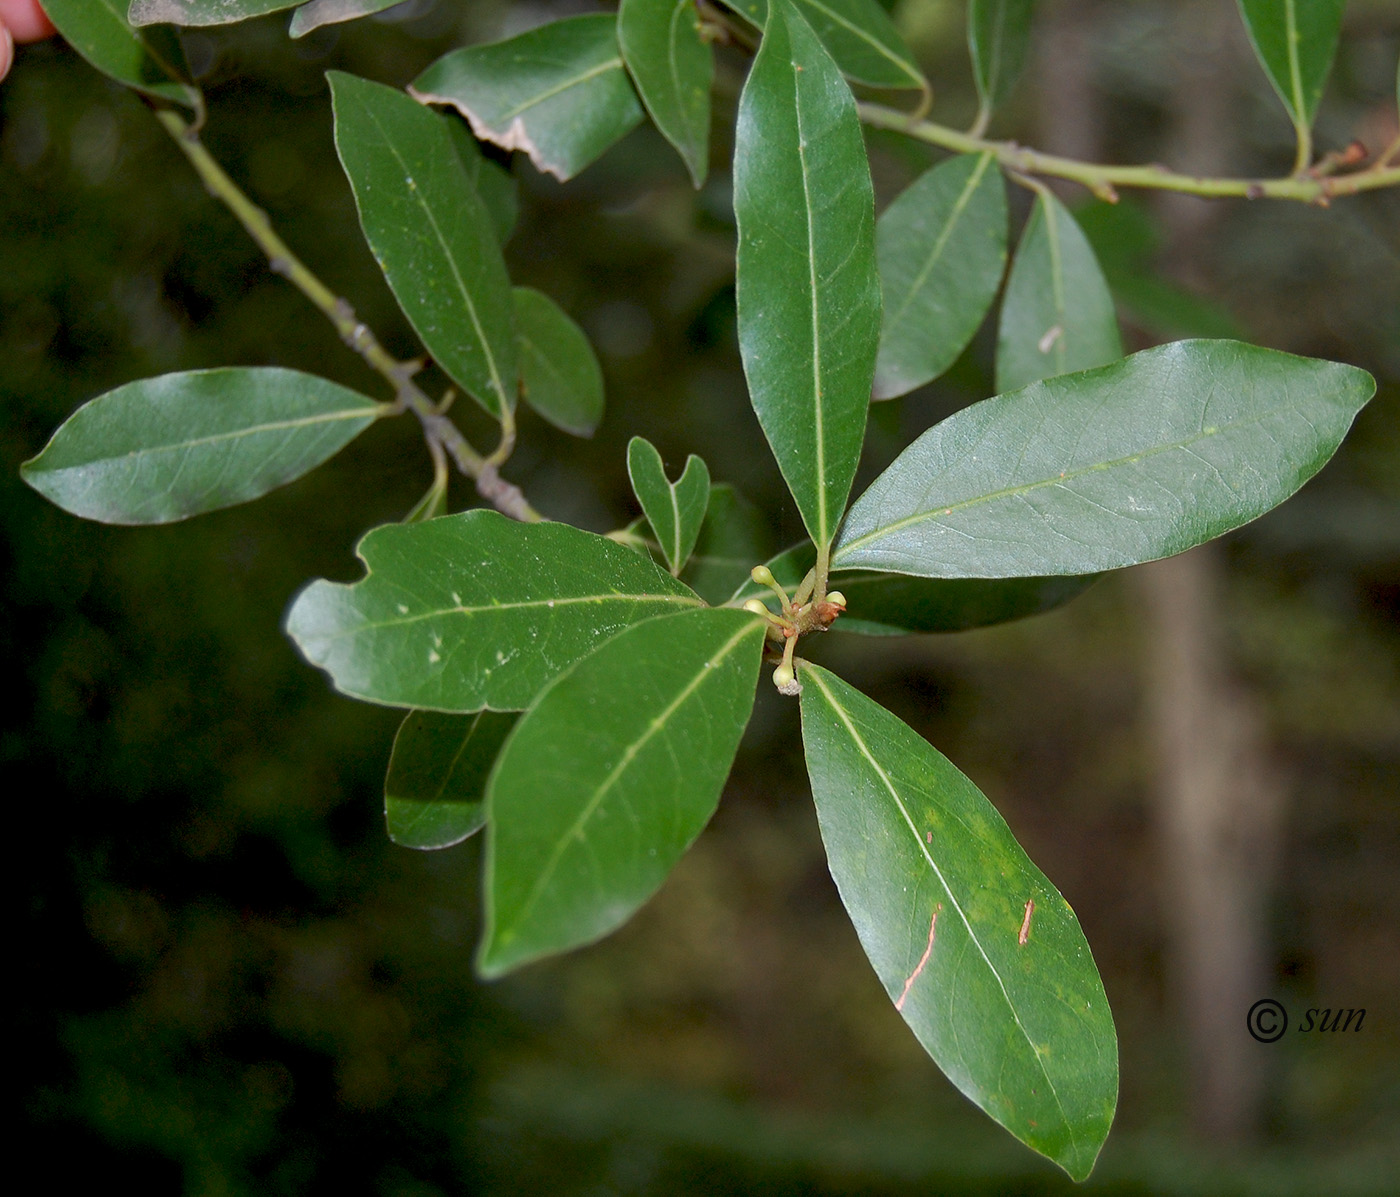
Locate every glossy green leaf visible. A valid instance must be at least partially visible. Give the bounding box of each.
[1236,0,1345,131]
[618,0,714,187]
[514,288,605,437]
[721,0,926,90]
[42,0,199,109]
[481,608,765,977]
[729,543,1097,634]
[996,190,1122,394]
[627,437,711,575]
[385,710,517,850]
[129,0,295,26]
[410,14,645,182]
[735,2,880,551]
[967,0,1035,127]
[329,72,516,420]
[21,368,384,525]
[286,510,704,712]
[874,153,1008,400]
[834,340,1376,578]
[799,663,1117,1179]
[682,485,774,606]
[290,0,404,37]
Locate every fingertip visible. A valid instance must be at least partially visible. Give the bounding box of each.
[0,24,14,85]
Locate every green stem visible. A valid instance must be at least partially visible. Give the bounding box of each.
[152,106,542,523]
[858,101,1400,204]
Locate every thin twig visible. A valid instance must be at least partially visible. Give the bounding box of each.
[858,101,1400,204]
[151,106,543,523]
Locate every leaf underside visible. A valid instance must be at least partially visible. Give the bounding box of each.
[43,0,200,108]
[618,0,715,186]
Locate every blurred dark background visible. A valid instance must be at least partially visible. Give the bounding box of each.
[5,1,1398,1192]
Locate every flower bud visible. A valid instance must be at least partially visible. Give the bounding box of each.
[825,591,847,608]
[772,662,797,692]
[742,598,770,617]
[750,565,776,587]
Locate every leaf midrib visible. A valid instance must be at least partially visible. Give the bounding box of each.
[834,405,1281,559]
[800,0,923,86]
[805,665,1078,1154]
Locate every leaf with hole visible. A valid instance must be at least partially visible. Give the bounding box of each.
[515,288,605,438]
[996,189,1121,394]
[21,368,384,525]
[618,0,714,187]
[480,608,765,977]
[834,340,1376,578]
[875,153,1007,400]
[720,0,925,90]
[42,0,199,109]
[735,1,880,552]
[627,437,711,575]
[286,510,704,711]
[411,14,645,182]
[385,710,517,850]
[329,72,516,420]
[799,663,1117,1180]
[967,0,1035,128]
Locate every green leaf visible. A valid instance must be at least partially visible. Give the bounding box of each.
[720,0,926,90]
[453,125,519,248]
[967,0,1035,128]
[410,14,645,182]
[627,437,711,575]
[1236,0,1345,131]
[682,485,775,606]
[514,287,605,438]
[874,153,1008,400]
[618,0,714,187]
[730,543,1097,634]
[41,0,200,110]
[799,664,1116,1180]
[403,471,448,523]
[735,2,880,552]
[290,0,405,37]
[480,608,765,977]
[834,340,1376,578]
[285,510,704,712]
[385,710,517,850]
[996,189,1122,394]
[129,0,296,26]
[21,368,384,525]
[329,72,516,420]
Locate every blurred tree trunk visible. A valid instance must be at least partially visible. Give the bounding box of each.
[1033,0,1286,1141]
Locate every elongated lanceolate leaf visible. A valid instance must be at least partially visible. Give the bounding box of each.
[729,543,1096,634]
[514,288,604,437]
[42,0,200,109]
[410,15,645,182]
[129,0,296,26]
[21,368,384,525]
[721,0,925,90]
[286,510,704,712]
[329,72,516,420]
[834,340,1376,578]
[1236,0,1345,131]
[290,0,404,37]
[875,154,1007,400]
[799,664,1116,1180]
[481,608,765,977]
[385,710,517,849]
[683,485,774,606]
[735,2,880,552]
[618,0,714,187]
[996,190,1121,394]
[627,437,711,575]
[967,0,1035,125]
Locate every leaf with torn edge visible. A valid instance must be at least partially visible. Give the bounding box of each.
[410,13,645,182]
[800,662,1117,1180]
[480,608,765,976]
[285,510,703,712]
